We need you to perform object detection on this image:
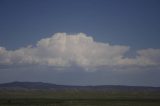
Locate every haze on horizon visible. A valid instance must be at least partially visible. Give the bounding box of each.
[0,0,160,87]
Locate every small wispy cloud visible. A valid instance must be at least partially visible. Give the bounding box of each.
[0,33,160,71]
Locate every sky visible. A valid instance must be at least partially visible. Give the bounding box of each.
[0,0,160,86]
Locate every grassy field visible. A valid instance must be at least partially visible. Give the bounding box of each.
[0,90,160,106]
[0,98,160,106]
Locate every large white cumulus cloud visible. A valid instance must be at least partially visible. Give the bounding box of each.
[0,33,160,70]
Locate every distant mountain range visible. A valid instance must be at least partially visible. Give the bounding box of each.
[0,81,160,91]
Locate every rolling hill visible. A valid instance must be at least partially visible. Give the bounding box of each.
[0,81,160,92]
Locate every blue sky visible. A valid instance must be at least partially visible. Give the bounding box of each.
[0,0,160,49]
[0,0,160,86]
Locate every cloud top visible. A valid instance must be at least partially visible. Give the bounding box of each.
[0,33,160,70]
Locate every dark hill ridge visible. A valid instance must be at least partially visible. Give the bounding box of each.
[0,81,160,91]
[0,81,73,90]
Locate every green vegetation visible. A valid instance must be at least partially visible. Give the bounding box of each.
[0,90,160,106]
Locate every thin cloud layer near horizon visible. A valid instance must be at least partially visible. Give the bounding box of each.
[0,0,160,86]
